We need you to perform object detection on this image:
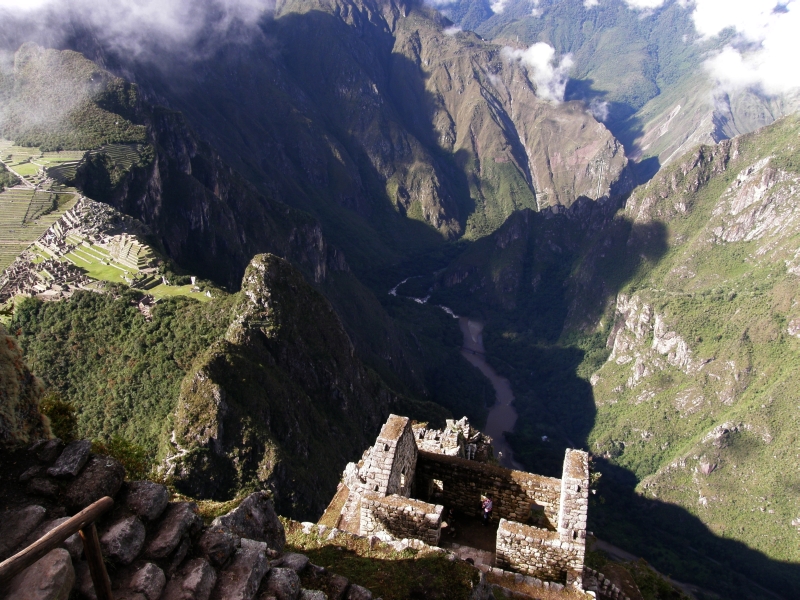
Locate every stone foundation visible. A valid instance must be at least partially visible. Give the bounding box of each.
[495,519,584,585]
[359,493,443,546]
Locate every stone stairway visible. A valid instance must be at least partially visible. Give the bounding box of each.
[0,439,379,600]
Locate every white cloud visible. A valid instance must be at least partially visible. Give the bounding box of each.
[490,0,509,14]
[622,0,667,8]
[443,25,462,36]
[589,98,609,121]
[695,0,800,95]
[502,42,574,103]
[584,0,600,7]
[0,0,276,60]
[530,0,543,17]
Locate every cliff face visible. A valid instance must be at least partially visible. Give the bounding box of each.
[0,324,49,449]
[168,254,425,518]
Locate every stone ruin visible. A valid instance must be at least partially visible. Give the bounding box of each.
[0,196,159,304]
[326,414,591,590]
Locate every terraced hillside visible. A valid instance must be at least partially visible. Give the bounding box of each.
[0,186,77,271]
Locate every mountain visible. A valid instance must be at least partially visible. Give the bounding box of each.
[443,0,800,181]
[429,115,800,597]
[50,0,632,264]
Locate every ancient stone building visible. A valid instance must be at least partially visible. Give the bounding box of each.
[324,414,590,589]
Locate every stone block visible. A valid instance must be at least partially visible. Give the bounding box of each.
[26,477,59,498]
[26,517,83,560]
[35,438,64,463]
[101,516,146,564]
[274,552,310,573]
[161,558,216,600]
[47,439,91,478]
[345,584,372,600]
[124,481,170,521]
[261,567,301,600]
[213,492,285,553]
[128,562,166,600]
[211,538,269,600]
[298,592,327,600]
[19,465,46,482]
[64,454,125,510]
[2,548,74,600]
[146,502,203,559]
[0,505,46,559]
[198,525,239,567]
[327,574,350,600]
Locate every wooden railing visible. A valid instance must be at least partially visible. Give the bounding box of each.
[0,496,114,600]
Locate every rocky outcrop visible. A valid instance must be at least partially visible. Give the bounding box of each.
[0,324,49,449]
[166,254,393,518]
[0,441,379,600]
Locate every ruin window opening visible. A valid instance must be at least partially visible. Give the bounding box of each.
[383,443,389,451]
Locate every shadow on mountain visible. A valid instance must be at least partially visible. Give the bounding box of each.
[594,460,800,599]
[409,207,800,598]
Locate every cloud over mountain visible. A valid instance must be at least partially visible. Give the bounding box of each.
[502,42,574,103]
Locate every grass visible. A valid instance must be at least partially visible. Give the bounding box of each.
[283,519,485,600]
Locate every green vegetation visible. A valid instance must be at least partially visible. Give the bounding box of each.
[39,391,78,442]
[0,44,146,151]
[283,520,482,600]
[12,288,234,455]
[0,161,20,191]
[426,117,800,597]
[92,436,152,481]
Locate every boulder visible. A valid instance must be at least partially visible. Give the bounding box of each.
[26,517,83,560]
[345,585,372,600]
[34,439,64,463]
[161,558,217,600]
[211,538,269,600]
[2,548,75,600]
[64,455,125,509]
[298,592,328,600]
[274,552,309,573]
[19,465,46,482]
[47,439,91,478]
[123,481,169,521]
[327,574,350,600]
[198,525,239,567]
[145,502,202,559]
[0,505,46,559]
[212,492,285,552]
[127,562,166,600]
[262,567,301,600]
[101,516,146,564]
[26,477,59,498]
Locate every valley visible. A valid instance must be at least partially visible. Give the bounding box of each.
[0,0,799,598]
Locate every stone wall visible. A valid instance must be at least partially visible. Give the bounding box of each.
[557,451,589,539]
[495,519,585,585]
[414,452,561,527]
[359,493,443,546]
[358,415,417,497]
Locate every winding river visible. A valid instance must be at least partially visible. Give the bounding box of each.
[457,318,523,470]
[389,278,522,469]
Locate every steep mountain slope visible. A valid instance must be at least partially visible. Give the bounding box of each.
[444,0,800,181]
[81,0,632,261]
[589,115,800,577]
[14,254,449,519]
[428,116,800,597]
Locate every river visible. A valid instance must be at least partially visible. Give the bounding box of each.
[457,318,523,470]
[390,279,523,468]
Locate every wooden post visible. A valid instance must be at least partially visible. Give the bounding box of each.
[80,522,114,600]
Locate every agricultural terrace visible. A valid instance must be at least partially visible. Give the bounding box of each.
[0,187,78,271]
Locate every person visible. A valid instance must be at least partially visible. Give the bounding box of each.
[481,495,493,526]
